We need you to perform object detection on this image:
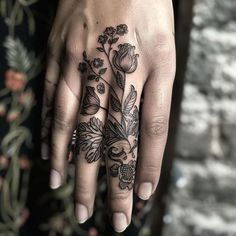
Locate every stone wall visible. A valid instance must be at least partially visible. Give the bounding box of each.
[162,0,236,235]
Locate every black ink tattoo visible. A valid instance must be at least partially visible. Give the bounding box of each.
[76,117,105,163]
[76,24,139,190]
[81,86,100,115]
[110,160,136,190]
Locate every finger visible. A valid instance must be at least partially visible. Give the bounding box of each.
[75,114,106,224]
[134,36,176,200]
[105,49,146,232]
[74,51,111,224]
[50,57,82,189]
[41,0,76,159]
[41,57,60,160]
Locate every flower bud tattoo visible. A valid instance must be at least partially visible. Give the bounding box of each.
[113,43,139,74]
[76,24,139,190]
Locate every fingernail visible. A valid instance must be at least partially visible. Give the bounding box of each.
[42,156,49,160]
[76,204,89,223]
[113,213,128,233]
[50,170,62,189]
[138,182,153,200]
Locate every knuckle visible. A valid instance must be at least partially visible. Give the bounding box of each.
[143,164,161,176]
[109,190,131,202]
[45,70,59,87]
[137,164,161,184]
[152,31,176,64]
[53,106,74,131]
[47,32,63,58]
[143,115,169,137]
[75,183,93,204]
[47,41,57,60]
[149,33,176,80]
[154,30,175,51]
[65,40,80,61]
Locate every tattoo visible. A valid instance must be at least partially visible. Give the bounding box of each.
[76,24,139,190]
[77,117,105,163]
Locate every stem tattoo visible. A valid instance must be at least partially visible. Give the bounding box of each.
[76,24,139,190]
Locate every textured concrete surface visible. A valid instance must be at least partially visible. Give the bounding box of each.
[162,0,236,235]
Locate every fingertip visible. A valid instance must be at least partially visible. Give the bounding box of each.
[75,203,92,224]
[135,182,153,200]
[112,212,128,233]
[50,169,62,189]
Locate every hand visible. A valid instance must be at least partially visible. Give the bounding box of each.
[41,0,175,232]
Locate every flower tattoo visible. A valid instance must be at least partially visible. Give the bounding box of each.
[116,24,128,36]
[113,44,139,74]
[81,86,100,115]
[76,24,139,190]
[98,35,108,45]
[110,160,136,190]
[97,82,105,94]
[92,58,104,68]
[104,26,116,36]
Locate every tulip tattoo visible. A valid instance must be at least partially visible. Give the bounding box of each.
[76,24,139,190]
[113,43,139,74]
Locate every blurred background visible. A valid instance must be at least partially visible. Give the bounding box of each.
[0,0,236,236]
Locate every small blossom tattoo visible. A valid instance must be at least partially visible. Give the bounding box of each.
[98,35,108,45]
[97,82,105,94]
[104,26,116,36]
[92,58,104,68]
[116,24,128,36]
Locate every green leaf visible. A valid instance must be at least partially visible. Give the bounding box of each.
[16,8,24,25]
[53,184,73,200]
[3,36,40,78]
[0,0,7,18]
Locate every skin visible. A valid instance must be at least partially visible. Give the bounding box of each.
[41,0,176,233]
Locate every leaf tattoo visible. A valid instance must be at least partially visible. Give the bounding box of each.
[116,71,125,89]
[76,117,105,163]
[111,94,122,112]
[75,24,140,190]
[98,68,107,75]
[105,120,127,146]
[123,85,137,114]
